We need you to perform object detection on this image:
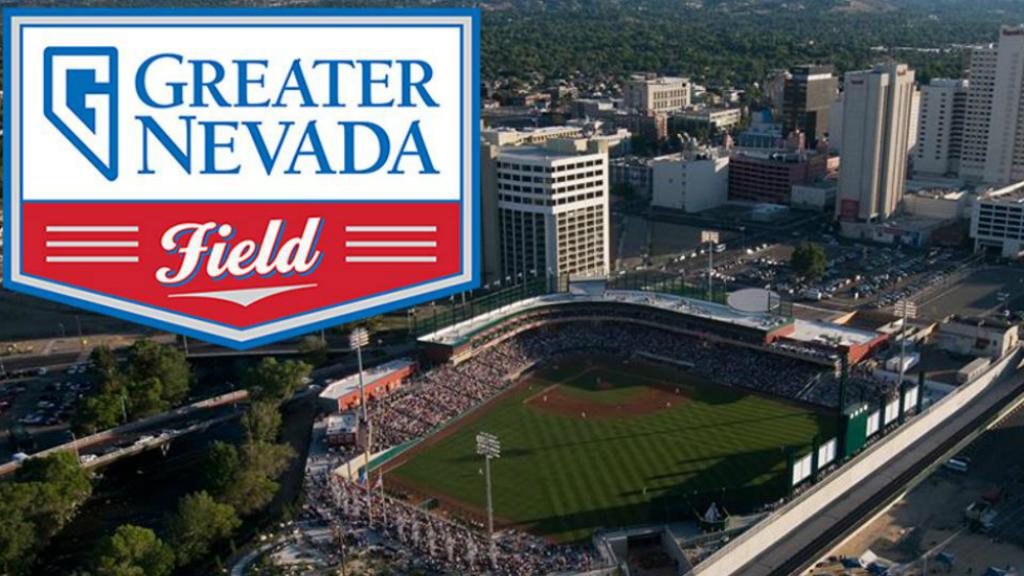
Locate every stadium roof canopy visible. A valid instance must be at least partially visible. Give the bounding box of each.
[787,319,880,347]
[318,358,415,402]
[418,290,792,347]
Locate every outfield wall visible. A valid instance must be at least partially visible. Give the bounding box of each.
[689,345,1023,576]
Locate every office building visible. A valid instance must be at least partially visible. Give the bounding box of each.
[495,147,610,280]
[610,156,655,198]
[937,317,1019,359]
[765,69,790,115]
[673,107,744,133]
[728,150,829,205]
[651,144,730,213]
[782,65,838,146]
[480,142,503,285]
[836,63,917,223]
[970,180,1024,257]
[482,125,584,147]
[914,79,969,177]
[827,91,845,153]
[961,26,1024,185]
[624,74,691,114]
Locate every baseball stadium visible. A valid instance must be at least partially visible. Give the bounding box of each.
[317,279,901,574]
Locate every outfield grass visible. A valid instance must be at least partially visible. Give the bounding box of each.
[387,357,835,543]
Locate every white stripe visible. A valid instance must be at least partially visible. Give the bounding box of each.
[46,226,139,233]
[345,256,437,263]
[46,241,139,248]
[345,241,437,248]
[46,256,139,263]
[345,226,437,233]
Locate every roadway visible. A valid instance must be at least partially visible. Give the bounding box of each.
[734,359,1024,576]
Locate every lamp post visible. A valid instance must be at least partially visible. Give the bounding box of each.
[349,327,372,524]
[476,431,501,564]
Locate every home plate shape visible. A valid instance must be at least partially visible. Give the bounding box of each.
[3,9,480,349]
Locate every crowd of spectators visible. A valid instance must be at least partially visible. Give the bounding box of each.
[304,319,830,574]
[302,467,598,575]
[370,322,827,450]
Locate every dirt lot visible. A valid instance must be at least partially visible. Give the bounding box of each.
[810,403,1024,576]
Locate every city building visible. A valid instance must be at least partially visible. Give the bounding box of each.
[738,122,784,150]
[623,111,669,142]
[480,142,502,284]
[317,359,417,413]
[651,143,730,213]
[836,63,917,224]
[782,64,838,146]
[937,316,1019,359]
[673,106,744,133]
[728,150,829,205]
[324,413,360,447]
[827,91,845,153]
[495,146,611,280]
[624,74,691,114]
[791,181,838,212]
[482,125,584,147]
[903,179,972,221]
[961,26,1024,185]
[914,79,969,177]
[610,156,655,198]
[970,180,1024,257]
[574,98,619,119]
[764,68,790,115]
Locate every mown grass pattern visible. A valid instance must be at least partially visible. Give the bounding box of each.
[389,358,834,543]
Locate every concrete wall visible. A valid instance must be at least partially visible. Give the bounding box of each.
[689,346,1022,576]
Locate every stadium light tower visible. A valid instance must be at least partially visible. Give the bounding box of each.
[895,299,917,386]
[701,230,720,300]
[350,327,373,522]
[476,431,501,563]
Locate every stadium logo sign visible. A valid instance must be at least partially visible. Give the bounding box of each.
[4,9,480,349]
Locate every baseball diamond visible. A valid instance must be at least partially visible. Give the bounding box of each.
[383,354,835,543]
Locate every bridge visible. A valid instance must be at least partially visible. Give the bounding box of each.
[0,390,248,477]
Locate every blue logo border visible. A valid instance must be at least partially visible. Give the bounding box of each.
[2,8,482,350]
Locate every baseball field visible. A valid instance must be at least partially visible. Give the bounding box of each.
[385,355,835,543]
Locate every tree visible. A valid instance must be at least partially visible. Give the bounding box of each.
[78,341,192,432]
[167,491,239,567]
[242,401,283,444]
[298,334,328,367]
[17,452,92,531]
[88,346,121,389]
[93,525,174,576]
[242,442,295,481]
[0,483,41,574]
[243,358,311,403]
[791,242,827,281]
[75,393,124,434]
[127,376,166,418]
[204,442,242,498]
[0,453,94,574]
[126,340,191,406]
[208,440,294,517]
[222,469,279,517]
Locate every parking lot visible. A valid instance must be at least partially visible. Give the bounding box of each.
[0,362,95,460]
[917,267,1024,321]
